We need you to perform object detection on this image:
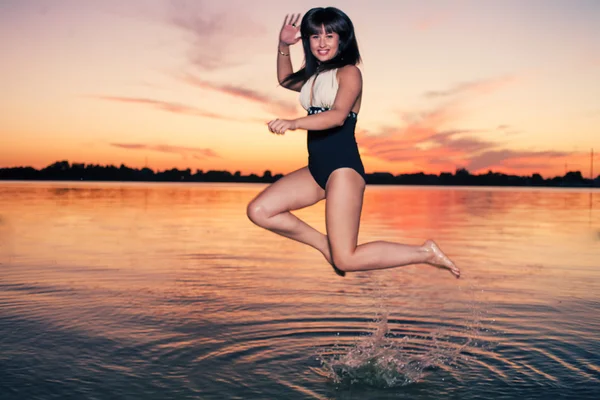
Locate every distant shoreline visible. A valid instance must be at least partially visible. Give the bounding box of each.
[1,161,598,188]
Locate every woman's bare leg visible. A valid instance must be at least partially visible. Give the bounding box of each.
[325,168,460,278]
[247,166,336,268]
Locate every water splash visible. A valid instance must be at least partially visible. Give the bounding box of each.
[316,286,494,388]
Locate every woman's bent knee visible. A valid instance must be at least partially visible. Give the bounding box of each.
[248,199,280,228]
[246,200,268,226]
[332,252,355,272]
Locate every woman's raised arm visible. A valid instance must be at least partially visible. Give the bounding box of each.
[277,14,303,92]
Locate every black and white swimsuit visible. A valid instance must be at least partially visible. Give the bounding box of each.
[299,68,366,190]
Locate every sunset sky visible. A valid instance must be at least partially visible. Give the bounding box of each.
[1,0,599,178]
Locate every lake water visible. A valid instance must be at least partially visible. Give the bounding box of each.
[0,181,599,399]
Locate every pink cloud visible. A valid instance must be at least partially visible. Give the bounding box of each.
[180,73,298,117]
[167,0,264,70]
[95,96,227,119]
[357,78,580,175]
[90,95,264,123]
[424,75,517,99]
[466,150,570,171]
[111,143,220,159]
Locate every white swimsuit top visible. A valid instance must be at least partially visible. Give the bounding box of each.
[299,68,339,110]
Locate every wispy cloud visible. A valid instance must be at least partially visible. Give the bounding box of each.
[111,143,220,159]
[90,95,264,123]
[359,117,575,174]
[357,78,578,175]
[424,75,517,99]
[94,95,227,119]
[497,124,520,135]
[466,149,570,171]
[180,73,298,117]
[167,0,264,70]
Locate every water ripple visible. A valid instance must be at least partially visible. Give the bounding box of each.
[1,182,600,399]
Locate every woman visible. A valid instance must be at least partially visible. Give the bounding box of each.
[247,7,460,278]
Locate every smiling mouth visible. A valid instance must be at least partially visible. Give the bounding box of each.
[317,50,330,55]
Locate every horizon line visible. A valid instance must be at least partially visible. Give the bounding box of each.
[1,160,598,182]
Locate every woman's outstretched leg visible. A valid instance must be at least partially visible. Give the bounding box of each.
[247,166,340,272]
[325,168,460,278]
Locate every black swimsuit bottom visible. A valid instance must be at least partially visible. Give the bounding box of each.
[306,106,366,190]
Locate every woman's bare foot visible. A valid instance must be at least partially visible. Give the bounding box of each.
[423,240,460,278]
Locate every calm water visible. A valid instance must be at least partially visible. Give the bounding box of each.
[0,181,599,399]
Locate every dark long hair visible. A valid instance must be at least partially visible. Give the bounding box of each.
[281,7,361,87]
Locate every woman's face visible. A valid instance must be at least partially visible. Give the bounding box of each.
[309,25,340,63]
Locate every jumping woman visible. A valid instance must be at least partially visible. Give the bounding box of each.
[247,7,460,279]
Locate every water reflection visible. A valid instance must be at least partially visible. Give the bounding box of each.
[0,181,599,399]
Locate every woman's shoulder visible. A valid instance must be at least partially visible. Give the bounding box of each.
[336,65,362,84]
[338,64,361,72]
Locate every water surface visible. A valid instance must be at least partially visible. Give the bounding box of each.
[1,181,599,399]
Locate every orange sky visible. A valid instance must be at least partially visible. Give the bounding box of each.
[1,0,599,178]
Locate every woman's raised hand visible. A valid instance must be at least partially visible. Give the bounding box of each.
[279,14,301,46]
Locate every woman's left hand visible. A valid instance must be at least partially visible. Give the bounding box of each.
[267,118,297,135]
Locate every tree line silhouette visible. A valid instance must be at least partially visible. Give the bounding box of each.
[0,160,598,187]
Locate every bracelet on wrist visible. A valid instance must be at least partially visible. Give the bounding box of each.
[278,48,290,56]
